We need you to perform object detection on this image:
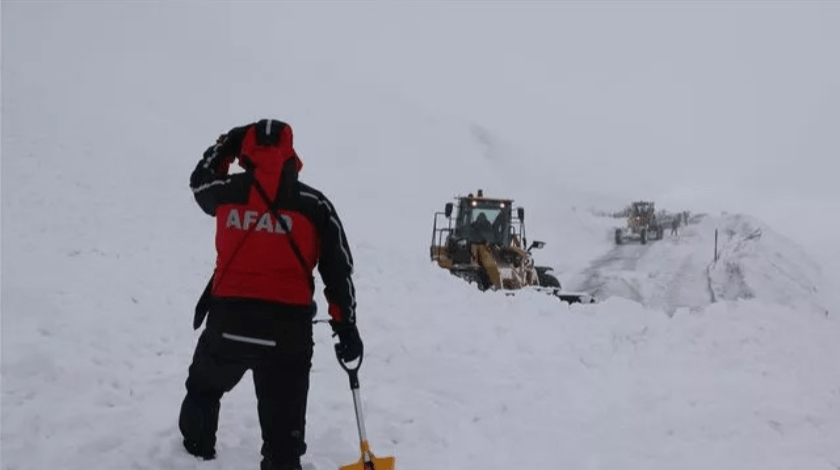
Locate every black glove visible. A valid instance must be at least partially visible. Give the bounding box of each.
[200,126,250,174]
[217,125,249,157]
[197,136,234,176]
[330,320,363,362]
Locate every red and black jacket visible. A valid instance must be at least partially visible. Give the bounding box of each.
[190,120,356,327]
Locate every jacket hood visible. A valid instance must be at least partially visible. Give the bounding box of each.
[238,119,303,176]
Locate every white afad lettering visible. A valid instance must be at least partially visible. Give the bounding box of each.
[225,209,293,234]
[243,210,258,230]
[226,209,242,229]
[256,213,274,233]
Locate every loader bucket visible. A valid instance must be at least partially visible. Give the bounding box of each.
[556,292,595,304]
[339,440,395,470]
[532,286,596,304]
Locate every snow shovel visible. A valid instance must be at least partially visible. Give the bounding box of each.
[335,344,395,470]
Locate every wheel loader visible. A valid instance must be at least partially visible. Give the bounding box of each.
[614,200,664,245]
[430,190,593,304]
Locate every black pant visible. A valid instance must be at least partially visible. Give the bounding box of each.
[179,298,314,470]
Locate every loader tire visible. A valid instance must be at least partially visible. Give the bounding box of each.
[456,268,491,291]
[641,228,647,245]
[475,270,491,291]
[537,271,561,288]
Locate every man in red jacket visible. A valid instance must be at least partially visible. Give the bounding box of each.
[180,119,362,470]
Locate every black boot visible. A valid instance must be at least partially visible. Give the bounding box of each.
[260,455,301,470]
[179,392,220,460]
[183,438,217,460]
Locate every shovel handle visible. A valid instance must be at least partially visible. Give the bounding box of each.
[335,343,364,389]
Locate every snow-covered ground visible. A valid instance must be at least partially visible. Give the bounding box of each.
[567,213,827,316]
[3,3,840,470]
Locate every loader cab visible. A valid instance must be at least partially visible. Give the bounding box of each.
[629,201,656,227]
[431,190,528,266]
[453,196,514,246]
[631,201,655,218]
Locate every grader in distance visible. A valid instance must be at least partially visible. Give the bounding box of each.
[615,200,664,245]
[430,190,593,304]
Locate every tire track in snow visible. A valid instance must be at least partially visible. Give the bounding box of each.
[570,225,715,313]
[649,252,715,315]
[572,244,648,304]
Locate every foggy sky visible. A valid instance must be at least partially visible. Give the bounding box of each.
[4,0,839,245]
[273,1,840,208]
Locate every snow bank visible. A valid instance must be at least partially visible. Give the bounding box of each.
[708,214,826,314]
[563,212,827,316]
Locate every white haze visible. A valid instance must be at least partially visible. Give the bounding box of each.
[3,2,840,470]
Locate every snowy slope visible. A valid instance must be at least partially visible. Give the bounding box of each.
[567,213,826,315]
[3,3,840,470]
[708,214,826,312]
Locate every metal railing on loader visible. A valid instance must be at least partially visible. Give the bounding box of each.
[430,211,453,262]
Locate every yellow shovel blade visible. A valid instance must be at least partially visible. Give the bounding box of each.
[339,441,395,470]
[338,454,395,470]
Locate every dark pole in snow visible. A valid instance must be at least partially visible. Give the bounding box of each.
[714,229,718,263]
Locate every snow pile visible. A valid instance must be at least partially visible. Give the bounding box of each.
[708,213,826,313]
[562,212,826,316]
[568,216,711,313]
